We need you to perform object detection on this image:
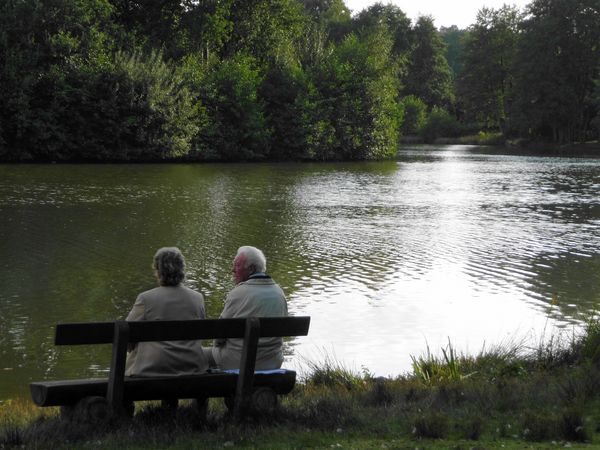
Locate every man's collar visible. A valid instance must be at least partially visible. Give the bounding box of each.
[248,272,270,279]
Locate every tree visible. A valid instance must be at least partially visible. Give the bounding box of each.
[178,0,234,62]
[303,31,400,160]
[400,95,427,135]
[0,0,118,161]
[109,0,187,57]
[299,0,352,44]
[109,49,200,159]
[222,0,307,65]
[352,2,412,58]
[403,16,454,109]
[513,0,600,142]
[439,25,468,78]
[457,6,521,134]
[259,63,312,159]
[419,106,462,143]
[199,54,270,160]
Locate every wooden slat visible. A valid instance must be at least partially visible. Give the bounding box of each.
[55,322,115,345]
[258,316,311,337]
[54,317,310,345]
[128,318,246,342]
[30,372,297,406]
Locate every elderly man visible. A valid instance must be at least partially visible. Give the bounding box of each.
[206,246,288,370]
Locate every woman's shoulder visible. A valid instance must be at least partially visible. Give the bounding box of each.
[181,285,204,297]
[138,285,196,297]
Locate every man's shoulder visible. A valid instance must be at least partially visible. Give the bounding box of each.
[228,279,285,302]
[243,276,279,286]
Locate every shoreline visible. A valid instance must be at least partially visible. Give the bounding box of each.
[2,140,600,165]
[3,321,600,448]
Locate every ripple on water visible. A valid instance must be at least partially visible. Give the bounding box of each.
[1,153,600,391]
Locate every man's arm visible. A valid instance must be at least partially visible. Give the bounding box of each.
[214,292,237,347]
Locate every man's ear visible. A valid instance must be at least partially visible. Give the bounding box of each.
[248,264,256,274]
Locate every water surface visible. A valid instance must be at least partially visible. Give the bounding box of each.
[1,146,599,399]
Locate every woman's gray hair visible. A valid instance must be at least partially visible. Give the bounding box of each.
[153,247,186,286]
[237,246,267,273]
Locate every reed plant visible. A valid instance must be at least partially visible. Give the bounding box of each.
[410,338,471,384]
[300,352,364,390]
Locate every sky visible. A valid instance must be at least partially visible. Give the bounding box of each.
[344,0,531,29]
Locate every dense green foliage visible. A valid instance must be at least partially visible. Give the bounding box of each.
[2,0,600,161]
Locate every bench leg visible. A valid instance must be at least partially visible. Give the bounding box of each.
[61,398,133,422]
[75,396,110,423]
[224,395,234,412]
[160,398,178,411]
[225,388,279,417]
[251,387,278,414]
[60,404,76,420]
[193,397,208,421]
[123,400,135,418]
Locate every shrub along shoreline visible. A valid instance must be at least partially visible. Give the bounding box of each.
[2,318,600,449]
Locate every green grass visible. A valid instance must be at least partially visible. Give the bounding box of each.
[4,320,600,449]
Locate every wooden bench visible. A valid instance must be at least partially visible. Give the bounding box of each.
[30,316,310,421]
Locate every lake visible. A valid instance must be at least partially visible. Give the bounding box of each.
[1,145,599,400]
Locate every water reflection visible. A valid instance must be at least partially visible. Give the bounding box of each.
[0,148,599,398]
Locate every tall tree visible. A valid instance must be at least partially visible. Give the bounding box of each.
[178,0,234,62]
[513,0,600,142]
[259,63,312,160]
[109,0,186,55]
[299,0,352,44]
[0,0,117,160]
[352,2,412,58]
[457,6,520,133]
[222,0,306,65]
[198,54,270,160]
[304,30,400,160]
[439,25,468,79]
[403,16,454,109]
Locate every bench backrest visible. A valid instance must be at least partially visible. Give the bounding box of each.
[55,317,311,345]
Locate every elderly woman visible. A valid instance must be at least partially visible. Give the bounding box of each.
[125,247,208,377]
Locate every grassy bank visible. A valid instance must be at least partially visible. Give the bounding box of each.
[3,320,600,449]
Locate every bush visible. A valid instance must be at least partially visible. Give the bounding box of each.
[364,378,395,407]
[110,49,199,160]
[198,53,270,161]
[285,389,361,430]
[560,407,589,442]
[419,106,462,143]
[578,314,600,363]
[400,95,426,135]
[459,414,483,440]
[412,411,449,439]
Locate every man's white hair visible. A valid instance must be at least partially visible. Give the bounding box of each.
[237,246,267,273]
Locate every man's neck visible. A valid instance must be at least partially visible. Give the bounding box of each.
[248,272,268,279]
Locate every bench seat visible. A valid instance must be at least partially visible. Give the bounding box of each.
[31,370,296,407]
